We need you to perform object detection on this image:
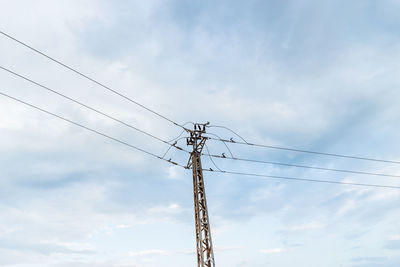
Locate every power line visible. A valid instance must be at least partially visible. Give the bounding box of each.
[167,122,196,143]
[168,129,186,143]
[203,153,400,179]
[206,132,234,158]
[206,136,400,165]
[204,169,400,189]
[204,144,223,172]
[0,65,189,154]
[0,30,187,130]
[2,90,399,190]
[207,124,249,143]
[0,91,186,168]
[161,136,188,159]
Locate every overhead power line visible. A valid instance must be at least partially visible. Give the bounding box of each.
[205,169,400,189]
[161,136,188,159]
[206,132,234,158]
[167,122,196,143]
[206,136,400,165]
[203,153,400,179]
[0,30,186,130]
[0,91,186,168]
[2,90,399,191]
[204,144,223,172]
[207,124,249,143]
[0,65,189,154]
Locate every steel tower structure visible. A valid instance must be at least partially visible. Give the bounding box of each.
[186,123,216,267]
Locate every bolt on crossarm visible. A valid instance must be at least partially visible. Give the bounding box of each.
[186,122,216,267]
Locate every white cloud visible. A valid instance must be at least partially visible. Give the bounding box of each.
[259,248,284,254]
[214,245,242,252]
[389,235,400,241]
[167,165,186,180]
[147,203,182,215]
[283,222,325,232]
[1,1,400,266]
[128,249,169,257]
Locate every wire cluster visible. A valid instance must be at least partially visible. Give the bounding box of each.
[1,30,400,190]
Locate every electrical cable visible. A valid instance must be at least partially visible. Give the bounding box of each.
[202,153,400,179]
[161,137,189,159]
[204,169,400,189]
[205,132,234,158]
[2,90,399,189]
[0,91,186,168]
[182,121,196,127]
[206,137,400,165]
[166,122,197,144]
[207,124,249,143]
[204,144,223,172]
[0,30,187,130]
[168,129,186,143]
[0,65,189,154]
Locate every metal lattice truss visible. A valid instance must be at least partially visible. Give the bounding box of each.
[187,123,216,267]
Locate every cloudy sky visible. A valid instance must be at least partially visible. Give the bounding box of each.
[1,0,400,266]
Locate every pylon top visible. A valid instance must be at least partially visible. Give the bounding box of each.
[186,122,209,168]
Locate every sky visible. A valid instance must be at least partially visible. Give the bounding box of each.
[0,0,400,266]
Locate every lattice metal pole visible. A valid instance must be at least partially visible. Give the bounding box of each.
[187,123,216,267]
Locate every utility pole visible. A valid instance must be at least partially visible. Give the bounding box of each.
[186,123,216,267]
